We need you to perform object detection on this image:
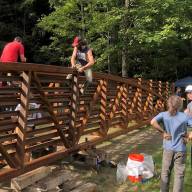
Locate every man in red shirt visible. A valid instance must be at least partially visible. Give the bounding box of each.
[0,36,26,63]
[0,37,26,87]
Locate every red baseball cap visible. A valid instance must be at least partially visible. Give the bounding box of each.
[72,36,80,47]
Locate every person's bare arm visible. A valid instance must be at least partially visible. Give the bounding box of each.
[19,44,26,62]
[78,49,95,72]
[151,118,171,140]
[71,47,77,68]
[20,54,26,62]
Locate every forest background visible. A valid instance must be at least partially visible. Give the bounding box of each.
[0,0,192,81]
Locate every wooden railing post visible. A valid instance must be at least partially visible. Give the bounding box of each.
[121,84,128,128]
[99,79,108,136]
[165,81,169,101]
[154,81,163,112]
[15,71,31,168]
[137,78,142,119]
[69,72,79,144]
[129,78,141,118]
[144,79,153,117]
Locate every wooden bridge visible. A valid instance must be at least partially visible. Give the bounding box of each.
[0,62,173,182]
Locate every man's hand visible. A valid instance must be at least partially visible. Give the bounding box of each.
[78,67,84,73]
[163,132,172,140]
[21,55,27,62]
[71,65,76,69]
[74,64,81,70]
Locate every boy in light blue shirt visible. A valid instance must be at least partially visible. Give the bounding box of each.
[151,95,188,192]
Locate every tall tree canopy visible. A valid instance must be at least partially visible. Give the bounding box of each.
[38,0,192,80]
[0,0,192,81]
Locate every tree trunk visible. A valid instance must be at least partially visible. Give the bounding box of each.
[122,49,127,77]
[121,0,129,78]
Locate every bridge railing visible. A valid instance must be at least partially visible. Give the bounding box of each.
[0,62,174,181]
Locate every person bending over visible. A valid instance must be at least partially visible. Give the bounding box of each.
[0,36,26,63]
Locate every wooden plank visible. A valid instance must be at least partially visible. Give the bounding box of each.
[37,170,80,191]
[0,119,15,126]
[0,133,17,143]
[25,131,58,145]
[26,139,60,152]
[0,62,72,74]
[11,166,53,191]
[0,111,18,118]
[0,123,17,133]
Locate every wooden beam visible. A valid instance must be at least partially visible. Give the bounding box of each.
[15,71,31,168]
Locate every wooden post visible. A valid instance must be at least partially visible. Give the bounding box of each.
[136,78,142,119]
[69,73,79,144]
[154,81,163,112]
[143,80,153,118]
[121,84,128,128]
[15,71,31,168]
[165,81,169,101]
[99,79,108,135]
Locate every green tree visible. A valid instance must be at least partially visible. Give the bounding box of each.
[20,0,192,80]
[125,0,192,80]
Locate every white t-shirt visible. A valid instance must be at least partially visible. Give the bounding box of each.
[15,103,42,127]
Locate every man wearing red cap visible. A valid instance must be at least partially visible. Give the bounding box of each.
[71,36,95,94]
